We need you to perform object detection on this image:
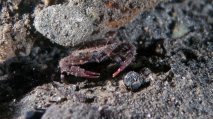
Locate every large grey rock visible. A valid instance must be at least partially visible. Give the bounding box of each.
[34,0,169,46]
[34,5,94,47]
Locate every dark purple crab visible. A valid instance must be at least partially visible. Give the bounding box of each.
[59,39,136,81]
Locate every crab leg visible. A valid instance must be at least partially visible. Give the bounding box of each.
[113,43,136,77]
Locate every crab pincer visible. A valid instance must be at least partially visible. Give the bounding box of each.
[113,45,136,77]
[81,69,100,78]
[59,58,100,78]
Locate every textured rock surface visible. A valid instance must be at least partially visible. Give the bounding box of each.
[0,0,213,119]
[123,71,144,91]
[0,10,33,63]
[34,0,169,46]
[41,102,100,119]
[34,4,94,46]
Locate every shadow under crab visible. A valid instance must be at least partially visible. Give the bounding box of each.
[59,39,136,82]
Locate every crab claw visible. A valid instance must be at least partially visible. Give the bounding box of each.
[66,66,100,78]
[112,68,120,77]
[113,65,126,77]
[82,70,100,78]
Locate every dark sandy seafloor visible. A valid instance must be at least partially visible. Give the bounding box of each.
[0,0,213,119]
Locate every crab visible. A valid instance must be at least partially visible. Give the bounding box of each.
[59,39,136,82]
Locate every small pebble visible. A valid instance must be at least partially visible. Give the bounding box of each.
[123,71,143,91]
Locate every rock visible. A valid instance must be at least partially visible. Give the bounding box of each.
[34,0,169,46]
[0,19,33,63]
[34,4,94,47]
[172,23,189,38]
[17,110,45,119]
[41,103,100,119]
[123,71,144,91]
[0,24,15,63]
